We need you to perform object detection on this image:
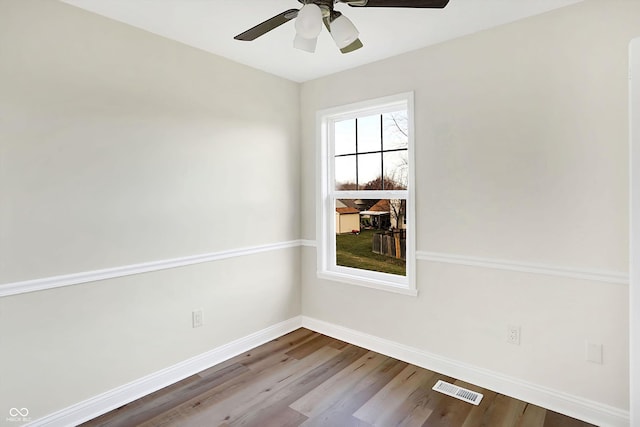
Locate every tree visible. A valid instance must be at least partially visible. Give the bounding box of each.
[337,174,405,191]
[362,175,405,191]
[384,111,408,139]
[337,181,357,190]
[389,199,406,230]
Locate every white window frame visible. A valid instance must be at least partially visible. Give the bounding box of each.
[316,92,417,296]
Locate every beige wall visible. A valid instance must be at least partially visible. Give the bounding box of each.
[1,0,637,423]
[336,212,360,234]
[631,36,640,427]
[301,0,636,412]
[0,0,300,421]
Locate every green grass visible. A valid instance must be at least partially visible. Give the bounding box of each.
[336,229,406,276]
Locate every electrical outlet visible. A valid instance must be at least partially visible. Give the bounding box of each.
[192,309,203,328]
[507,325,521,345]
[586,341,603,364]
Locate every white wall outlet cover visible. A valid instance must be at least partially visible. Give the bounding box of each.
[586,341,603,364]
[507,325,521,345]
[192,309,204,328]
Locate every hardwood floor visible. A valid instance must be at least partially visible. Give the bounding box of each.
[82,328,595,427]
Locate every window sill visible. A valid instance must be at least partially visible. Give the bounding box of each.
[317,270,418,297]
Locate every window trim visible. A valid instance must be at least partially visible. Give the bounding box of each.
[316,92,417,296]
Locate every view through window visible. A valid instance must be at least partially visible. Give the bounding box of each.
[318,92,414,294]
[333,111,408,276]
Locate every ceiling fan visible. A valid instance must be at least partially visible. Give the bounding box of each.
[234,0,450,54]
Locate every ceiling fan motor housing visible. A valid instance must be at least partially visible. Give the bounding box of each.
[298,0,334,18]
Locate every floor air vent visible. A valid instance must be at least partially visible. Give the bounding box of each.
[432,380,483,405]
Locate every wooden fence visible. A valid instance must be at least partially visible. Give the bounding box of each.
[372,230,406,260]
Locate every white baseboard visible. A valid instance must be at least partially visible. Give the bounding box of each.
[28,315,629,427]
[301,316,630,427]
[27,316,303,427]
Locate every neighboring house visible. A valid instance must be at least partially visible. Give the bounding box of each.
[338,199,361,210]
[335,201,360,234]
[360,199,391,229]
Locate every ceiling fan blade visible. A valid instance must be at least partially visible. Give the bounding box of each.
[340,38,363,54]
[346,0,449,8]
[234,9,299,41]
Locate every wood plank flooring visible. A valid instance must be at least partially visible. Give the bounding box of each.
[82,328,596,427]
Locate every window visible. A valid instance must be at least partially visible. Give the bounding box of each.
[317,93,416,296]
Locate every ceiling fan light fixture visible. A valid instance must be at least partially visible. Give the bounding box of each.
[329,13,359,49]
[293,33,318,53]
[294,3,323,39]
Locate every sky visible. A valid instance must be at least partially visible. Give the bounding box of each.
[334,111,408,190]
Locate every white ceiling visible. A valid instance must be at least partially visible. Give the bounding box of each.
[61,0,583,82]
